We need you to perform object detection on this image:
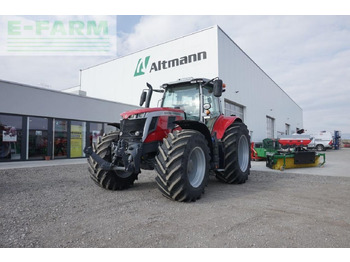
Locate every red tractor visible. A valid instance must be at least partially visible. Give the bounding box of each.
[85,78,251,202]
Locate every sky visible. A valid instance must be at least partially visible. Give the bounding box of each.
[1,14,349,135]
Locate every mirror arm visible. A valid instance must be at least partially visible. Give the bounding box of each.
[145,82,153,108]
[202,77,219,88]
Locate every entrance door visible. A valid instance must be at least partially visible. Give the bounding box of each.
[28,117,48,160]
[70,121,86,158]
[0,114,23,161]
[224,99,244,121]
[54,119,68,159]
[266,116,275,139]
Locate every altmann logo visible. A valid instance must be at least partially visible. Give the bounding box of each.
[134,56,150,76]
[133,51,207,77]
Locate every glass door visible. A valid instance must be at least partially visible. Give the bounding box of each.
[88,122,103,148]
[28,117,48,160]
[70,121,86,158]
[54,119,68,159]
[0,114,23,161]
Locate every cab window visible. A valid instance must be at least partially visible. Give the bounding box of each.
[202,86,220,118]
[162,84,200,121]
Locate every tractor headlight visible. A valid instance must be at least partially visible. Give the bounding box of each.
[128,113,147,119]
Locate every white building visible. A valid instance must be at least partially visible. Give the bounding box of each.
[80,25,303,142]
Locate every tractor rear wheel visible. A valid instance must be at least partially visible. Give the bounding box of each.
[155,130,210,202]
[215,122,251,184]
[87,132,138,190]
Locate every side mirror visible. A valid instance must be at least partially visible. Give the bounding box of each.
[213,79,223,97]
[139,91,147,107]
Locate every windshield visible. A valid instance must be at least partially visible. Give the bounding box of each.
[162,84,200,121]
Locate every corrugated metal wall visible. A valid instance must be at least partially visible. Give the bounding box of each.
[217,27,303,142]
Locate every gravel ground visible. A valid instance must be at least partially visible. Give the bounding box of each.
[1,164,350,248]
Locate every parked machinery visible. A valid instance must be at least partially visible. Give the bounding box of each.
[251,138,280,161]
[266,135,325,171]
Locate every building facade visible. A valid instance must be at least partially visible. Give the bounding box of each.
[80,26,303,143]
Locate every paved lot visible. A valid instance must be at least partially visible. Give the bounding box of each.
[1,149,350,248]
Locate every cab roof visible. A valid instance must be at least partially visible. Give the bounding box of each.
[161,77,211,88]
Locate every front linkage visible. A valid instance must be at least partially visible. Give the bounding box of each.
[84,118,144,174]
[84,138,142,174]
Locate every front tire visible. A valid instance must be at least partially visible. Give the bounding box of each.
[155,130,210,202]
[316,144,325,151]
[215,122,251,184]
[87,132,138,190]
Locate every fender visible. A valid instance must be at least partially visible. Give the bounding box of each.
[212,115,242,140]
[174,120,213,154]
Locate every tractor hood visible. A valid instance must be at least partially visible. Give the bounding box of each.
[121,107,184,119]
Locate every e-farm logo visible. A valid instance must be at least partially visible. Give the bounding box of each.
[133,51,207,77]
[0,16,117,56]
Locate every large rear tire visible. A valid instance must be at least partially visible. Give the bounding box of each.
[215,122,251,184]
[155,130,210,202]
[87,132,138,190]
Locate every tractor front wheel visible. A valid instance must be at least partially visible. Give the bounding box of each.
[155,130,210,202]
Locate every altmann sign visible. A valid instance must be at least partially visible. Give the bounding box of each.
[134,51,207,77]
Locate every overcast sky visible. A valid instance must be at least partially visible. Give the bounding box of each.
[1,15,349,135]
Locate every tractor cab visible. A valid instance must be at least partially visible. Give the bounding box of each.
[161,78,223,131]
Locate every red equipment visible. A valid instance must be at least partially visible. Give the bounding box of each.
[278,135,312,147]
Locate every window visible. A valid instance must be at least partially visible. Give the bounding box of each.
[202,86,220,118]
[89,122,103,147]
[70,121,86,158]
[54,119,68,159]
[224,99,244,121]
[162,84,200,121]
[266,116,275,139]
[28,117,48,160]
[285,124,290,135]
[202,86,221,131]
[0,114,22,161]
[104,123,118,135]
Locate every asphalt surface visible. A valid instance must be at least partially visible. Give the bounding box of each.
[1,150,350,248]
